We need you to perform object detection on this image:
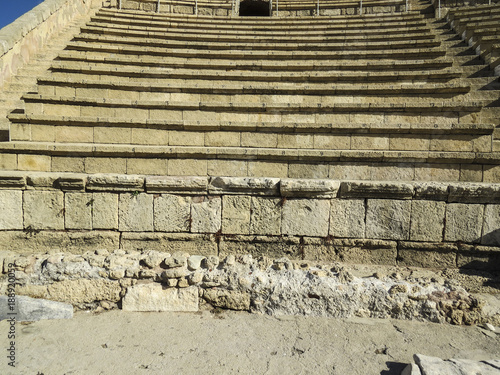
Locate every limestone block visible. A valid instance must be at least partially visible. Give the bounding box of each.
[85,157,127,174]
[57,174,86,191]
[127,158,167,175]
[191,196,221,233]
[481,205,500,246]
[219,235,301,259]
[0,172,26,189]
[457,244,500,270]
[26,173,58,189]
[460,164,483,182]
[445,203,484,243]
[65,193,92,230]
[47,279,121,304]
[329,163,371,180]
[288,163,329,179]
[154,194,191,232]
[222,195,251,235]
[23,191,64,230]
[282,199,330,237]
[87,174,144,192]
[0,190,22,230]
[412,182,449,201]
[414,164,460,182]
[0,154,17,170]
[121,232,217,255]
[280,179,340,198]
[18,155,50,172]
[398,242,456,268]
[209,176,280,196]
[119,193,154,232]
[366,199,411,240]
[51,157,85,173]
[448,183,500,204]
[207,160,248,177]
[203,288,250,311]
[330,199,365,238]
[248,161,288,178]
[122,284,198,312]
[146,176,208,194]
[410,200,446,242]
[0,296,73,322]
[92,193,118,230]
[250,197,281,235]
[340,181,414,199]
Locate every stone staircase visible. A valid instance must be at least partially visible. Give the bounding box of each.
[1,7,498,181]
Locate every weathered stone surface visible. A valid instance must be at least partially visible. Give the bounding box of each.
[191,196,221,233]
[444,203,484,243]
[0,296,73,322]
[398,242,457,268]
[222,195,251,234]
[23,190,64,230]
[340,181,414,199]
[280,179,340,198]
[0,190,23,230]
[282,199,330,237]
[187,255,205,271]
[161,267,190,279]
[413,354,500,375]
[92,193,118,230]
[27,173,58,189]
[203,288,250,310]
[209,176,280,195]
[87,174,144,192]
[250,197,281,235]
[330,199,365,238]
[457,244,500,271]
[65,193,92,230]
[481,205,500,246]
[164,254,187,268]
[0,171,26,188]
[57,174,86,191]
[119,193,154,232]
[146,176,208,194]
[412,182,449,201]
[47,279,121,304]
[122,284,198,312]
[410,200,445,242]
[401,363,422,375]
[121,233,217,255]
[366,199,411,240]
[448,183,500,203]
[154,194,191,232]
[220,236,301,259]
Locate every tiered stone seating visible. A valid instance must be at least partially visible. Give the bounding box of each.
[446,4,500,73]
[1,7,499,181]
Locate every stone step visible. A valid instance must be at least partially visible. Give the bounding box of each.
[46,62,464,83]
[55,50,455,71]
[35,76,471,97]
[81,24,436,44]
[71,32,442,51]
[64,41,448,60]
[97,8,425,25]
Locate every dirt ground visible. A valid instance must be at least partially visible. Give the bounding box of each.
[1,308,499,375]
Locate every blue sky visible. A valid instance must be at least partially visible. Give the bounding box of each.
[0,0,44,30]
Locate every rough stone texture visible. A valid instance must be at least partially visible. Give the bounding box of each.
[0,172,26,189]
[365,199,411,240]
[220,236,301,259]
[203,288,250,311]
[0,190,23,230]
[330,199,365,238]
[209,177,280,195]
[222,195,251,234]
[412,182,449,201]
[482,205,500,246]
[92,192,118,230]
[146,176,208,194]
[120,232,217,256]
[0,296,73,322]
[448,183,500,204]
[87,174,144,192]
[250,197,281,235]
[413,354,500,375]
[397,242,457,268]
[122,284,198,312]
[282,199,330,237]
[456,244,500,271]
[65,193,92,230]
[191,196,221,233]
[280,179,340,198]
[444,203,484,243]
[119,193,154,232]
[340,181,414,199]
[47,279,122,304]
[154,194,191,232]
[410,200,446,242]
[23,190,64,230]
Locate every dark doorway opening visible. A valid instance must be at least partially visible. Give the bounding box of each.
[239,0,270,16]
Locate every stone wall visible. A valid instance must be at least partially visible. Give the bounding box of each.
[0,171,499,271]
[0,0,100,89]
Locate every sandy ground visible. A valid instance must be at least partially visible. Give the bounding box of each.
[1,309,499,375]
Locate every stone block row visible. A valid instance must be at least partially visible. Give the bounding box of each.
[0,173,500,246]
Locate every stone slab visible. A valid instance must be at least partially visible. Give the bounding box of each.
[280,179,340,198]
[146,176,208,194]
[87,174,144,192]
[282,199,330,237]
[366,199,411,240]
[209,176,280,196]
[340,181,414,199]
[191,196,221,233]
[330,199,365,238]
[410,200,445,242]
[119,193,154,232]
[0,296,73,322]
[0,190,23,230]
[154,194,191,232]
[444,203,484,243]
[122,283,198,312]
[23,190,64,230]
